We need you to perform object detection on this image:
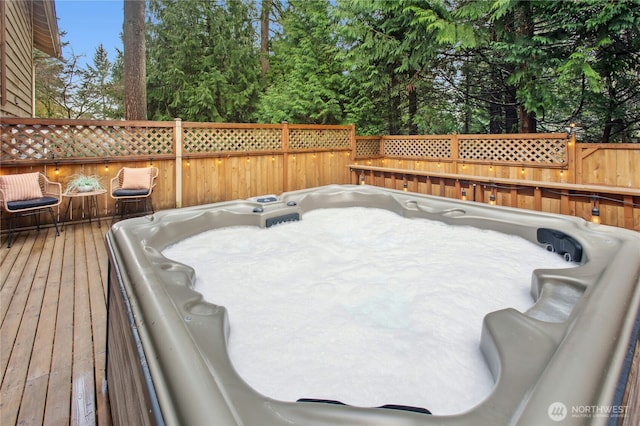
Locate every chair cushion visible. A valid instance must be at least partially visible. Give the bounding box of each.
[0,172,43,202]
[113,189,150,197]
[122,167,151,190]
[7,196,58,210]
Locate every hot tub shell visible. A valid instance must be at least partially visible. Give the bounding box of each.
[105,184,640,425]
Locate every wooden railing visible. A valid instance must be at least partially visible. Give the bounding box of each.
[348,165,640,231]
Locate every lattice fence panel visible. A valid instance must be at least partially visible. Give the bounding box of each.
[383,138,452,158]
[459,138,567,164]
[288,129,350,150]
[183,127,282,153]
[355,138,380,158]
[1,123,173,161]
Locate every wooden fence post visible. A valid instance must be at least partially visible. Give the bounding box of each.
[451,133,459,173]
[568,130,577,184]
[282,122,289,192]
[350,124,357,162]
[175,118,183,208]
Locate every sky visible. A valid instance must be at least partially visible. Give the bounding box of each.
[54,0,124,67]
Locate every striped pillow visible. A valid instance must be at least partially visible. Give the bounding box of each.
[0,172,43,202]
[121,167,151,190]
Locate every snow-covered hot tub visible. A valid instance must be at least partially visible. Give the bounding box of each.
[105,184,640,425]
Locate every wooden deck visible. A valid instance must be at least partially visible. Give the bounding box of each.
[1,223,111,426]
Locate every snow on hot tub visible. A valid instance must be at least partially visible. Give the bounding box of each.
[105,184,640,426]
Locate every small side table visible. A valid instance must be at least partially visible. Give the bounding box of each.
[61,189,107,230]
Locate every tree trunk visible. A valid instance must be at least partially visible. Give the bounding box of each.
[518,106,536,133]
[505,84,518,133]
[407,84,418,135]
[515,3,535,133]
[602,121,612,143]
[387,78,401,135]
[124,0,147,120]
[488,29,503,134]
[462,61,471,133]
[260,0,272,81]
[488,100,502,133]
[601,78,617,142]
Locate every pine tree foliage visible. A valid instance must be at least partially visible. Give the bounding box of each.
[80,45,123,119]
[34,37,123,119]
[146,0,261,122]
[405,0,640,140]
[32,0,639,141]
[255,0,344,124]
[337,0,461,135]
[34,49,67,118]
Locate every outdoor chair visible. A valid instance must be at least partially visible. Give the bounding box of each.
[0,172,62,248]
[110,166,159,225]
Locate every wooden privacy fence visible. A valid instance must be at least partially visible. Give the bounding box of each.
[355,134,640,187]
[353,134,640,230]
[0,118,354,229]
[356,133,569,180]
[1,117,638,231]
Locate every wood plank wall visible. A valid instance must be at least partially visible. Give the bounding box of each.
[1,0,33,117]
[577,144,640,188]
[180,150,352,207]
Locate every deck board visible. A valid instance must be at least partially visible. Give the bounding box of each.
[17,227,58,425]
[45,225,76,425]
[1,230,48,425]
[72,225,97,425]
[0,223,111,426]
[86,224,110,425]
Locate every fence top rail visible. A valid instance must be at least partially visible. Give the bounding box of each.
[381,134,453,141]
[287,123,354,130]
[0,117,176,127]
[182,122,284,129]
[457,132,566,140]
[348,164,640,197]
[576,143,640,149]
[372,133,568,141]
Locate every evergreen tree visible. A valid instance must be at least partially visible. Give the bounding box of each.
[34,31,123,119]
[34,49,67,118]
[36,0,638,141]
[146,0,261,122]
[337,0,456,135]
[80,44,123,119]
[255,0,344,124]
[110,49,126,119]
[406,0,640,140]
[538,0,640,141]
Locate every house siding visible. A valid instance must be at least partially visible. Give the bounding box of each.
[1,0,34,118]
